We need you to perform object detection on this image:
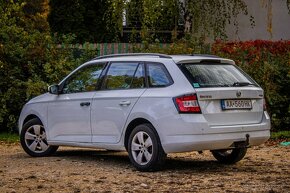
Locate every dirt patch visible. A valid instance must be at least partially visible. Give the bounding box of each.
[0,142,289,193]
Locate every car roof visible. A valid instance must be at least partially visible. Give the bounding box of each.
[88,53,235,65]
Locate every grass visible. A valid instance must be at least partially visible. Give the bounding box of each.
[0,132,19,143]
[270,130,290,140]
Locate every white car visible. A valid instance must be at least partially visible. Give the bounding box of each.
[19,53,270,171]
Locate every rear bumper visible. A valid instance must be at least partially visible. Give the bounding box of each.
[161,111,270,153]
[163,129,270,153]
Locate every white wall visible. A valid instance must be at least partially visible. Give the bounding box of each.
[226,0,290,41]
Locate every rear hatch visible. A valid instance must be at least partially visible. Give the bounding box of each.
[178,61,264,126]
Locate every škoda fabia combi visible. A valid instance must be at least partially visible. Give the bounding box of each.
[19,53,270,171]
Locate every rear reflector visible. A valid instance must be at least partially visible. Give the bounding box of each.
[174,94,201,113]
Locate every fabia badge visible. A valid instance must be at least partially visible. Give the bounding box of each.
[236,90,242,97]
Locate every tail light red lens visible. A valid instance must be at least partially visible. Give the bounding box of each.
[174,94,201,113]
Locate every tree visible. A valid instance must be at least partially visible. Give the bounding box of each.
[125,0,180,42]
[0,0,95,132]
[180,0,248,39]
[48,0,121,43]
[124,0,250,43]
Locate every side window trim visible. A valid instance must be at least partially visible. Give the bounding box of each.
[97,61,110,90]
[100,61,112,90]
[130,63,141,87]
[130,62,146,89]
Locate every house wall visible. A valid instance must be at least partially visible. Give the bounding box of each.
[226,0,290,41]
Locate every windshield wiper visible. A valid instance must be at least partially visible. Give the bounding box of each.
[232,82,255,87]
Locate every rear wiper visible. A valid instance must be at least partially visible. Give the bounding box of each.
[232,82,255,87]
[218,84,231,87]
[199,84,231,87]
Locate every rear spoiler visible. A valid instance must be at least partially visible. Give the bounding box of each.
[175,58,235,65]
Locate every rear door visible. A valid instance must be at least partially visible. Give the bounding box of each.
[178,63,264,126]
[91,62,146,143]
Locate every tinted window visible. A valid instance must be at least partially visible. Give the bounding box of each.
[147,63,171,87]
[179,64,257,88]
[104,62,139,89]
[62,63,105,94]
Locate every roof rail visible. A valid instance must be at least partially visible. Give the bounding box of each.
[93,53,172,60]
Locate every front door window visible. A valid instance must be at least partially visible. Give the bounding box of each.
[62,63,105,94]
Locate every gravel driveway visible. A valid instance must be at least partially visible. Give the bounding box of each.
[0,142,289,193]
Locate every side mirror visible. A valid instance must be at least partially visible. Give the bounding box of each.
[48,84,60,95]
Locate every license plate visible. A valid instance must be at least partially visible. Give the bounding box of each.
[221,99,252,110]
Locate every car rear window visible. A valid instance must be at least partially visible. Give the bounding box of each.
[178,63,257,88]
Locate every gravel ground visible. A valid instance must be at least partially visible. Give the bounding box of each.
[0,141,289,193]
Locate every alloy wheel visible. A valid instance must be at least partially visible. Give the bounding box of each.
[24,125,49,153]
[131,131,153,165]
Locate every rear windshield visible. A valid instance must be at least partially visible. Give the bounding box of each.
[178,63,257,88]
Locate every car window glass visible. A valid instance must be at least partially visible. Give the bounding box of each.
[62,63,105,94]
[104,62,139,89]
[131,64,145,88]
[147,63,171,87]
[179,64,256,88]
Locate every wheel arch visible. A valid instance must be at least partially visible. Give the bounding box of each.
[124,118,152,150]
[23,114,42,128]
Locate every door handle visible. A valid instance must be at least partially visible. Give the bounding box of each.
[119,101,131,106]
[80,102,90,107]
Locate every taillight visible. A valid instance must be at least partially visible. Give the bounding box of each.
[263,98,267,111]
[174,94,201,113]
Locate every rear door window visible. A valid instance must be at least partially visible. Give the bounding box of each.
[103,62,144,90]
[178,63,257,88]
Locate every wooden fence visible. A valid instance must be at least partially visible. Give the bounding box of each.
[52,43,211,56]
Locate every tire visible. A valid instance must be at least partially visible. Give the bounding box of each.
[211,148,247,164]
[20,118,58,157]
[128,123,166,171]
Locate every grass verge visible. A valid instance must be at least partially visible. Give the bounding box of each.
[270,130,290,140]
[0,132,19,143]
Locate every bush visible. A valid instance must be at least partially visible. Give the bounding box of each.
[131,36,211,55]
[212,40,290,131]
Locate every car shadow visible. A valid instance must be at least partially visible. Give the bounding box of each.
[49,149,255,173]
[53,149,130,164]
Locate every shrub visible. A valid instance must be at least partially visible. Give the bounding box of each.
[132,37,211,55]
